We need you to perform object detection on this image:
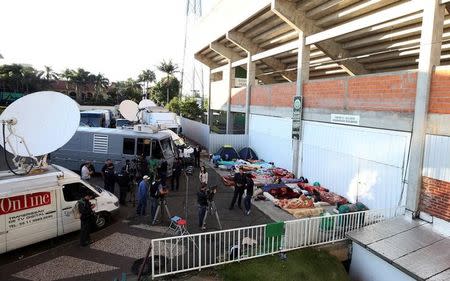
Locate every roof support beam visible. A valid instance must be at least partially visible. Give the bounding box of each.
[194,53,219,69]
[271,0,368,76]
[406,0,445,214]
[227,30,296,82]
[306,1,424,45]
[210,42,242,62]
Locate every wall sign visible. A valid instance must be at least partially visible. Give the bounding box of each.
[292,96,303,140]
[331,114,360,125]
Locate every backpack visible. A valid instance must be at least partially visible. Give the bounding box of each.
[72,200,83,219]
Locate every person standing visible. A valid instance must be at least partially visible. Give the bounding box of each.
[81,161,93,181]
[149,175,161,223]
[104,163,116,193]
[136,175,150,216]
[158,160,168,186]
[197,184,208,230]
[116,167,130,206]
[193,146,201,167]
[199,166,208,188]
[229,168,246,210]
[101,159,112,179]
[78,193,95,247]
[244,173,254,215]
[171,158,182,191]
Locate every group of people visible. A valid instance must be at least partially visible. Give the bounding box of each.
[229,167,254,215]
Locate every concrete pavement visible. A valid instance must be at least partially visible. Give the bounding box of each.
[0,158,273,281]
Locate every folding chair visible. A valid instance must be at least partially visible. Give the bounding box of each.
[167,215,189,236]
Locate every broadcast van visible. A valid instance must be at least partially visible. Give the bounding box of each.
[0,165,119,253]
[50,126,175,175]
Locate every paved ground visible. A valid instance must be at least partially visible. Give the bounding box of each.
[0,151,273,281]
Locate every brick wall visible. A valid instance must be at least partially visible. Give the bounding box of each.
[229,70,450,114]
[429,68,450,114]
[420,176,450,221]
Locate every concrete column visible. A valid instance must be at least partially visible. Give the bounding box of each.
[406,0,444,215]
[245,53,256,134]
[207,69,212,127]
[292,31,310,177]
[225,61,235,134]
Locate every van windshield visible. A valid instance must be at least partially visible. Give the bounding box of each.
[160,138,174,159]
[80,113,105,127]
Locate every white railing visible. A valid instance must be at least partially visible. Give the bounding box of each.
[150,207,405,279]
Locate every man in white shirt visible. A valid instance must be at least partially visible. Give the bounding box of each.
[81,161,93,180]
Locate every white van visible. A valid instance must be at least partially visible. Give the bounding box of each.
[0,165,119,254]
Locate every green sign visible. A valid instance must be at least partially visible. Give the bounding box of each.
[292,96,302,140]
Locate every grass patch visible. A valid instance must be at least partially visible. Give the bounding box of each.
[217,248,349,281]
[0,106,5,114]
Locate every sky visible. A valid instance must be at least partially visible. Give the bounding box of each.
[0,0,217,82]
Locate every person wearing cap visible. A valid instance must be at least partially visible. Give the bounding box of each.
[136,175,150,216]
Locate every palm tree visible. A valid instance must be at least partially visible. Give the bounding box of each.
[42,66,59,81]
[60,68,75,93]
[93,73,110,102]
[138,69,156,99]
[157,59,178,104]
[72,68,91,101]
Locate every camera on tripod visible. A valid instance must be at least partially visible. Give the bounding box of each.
[206,185,217,202]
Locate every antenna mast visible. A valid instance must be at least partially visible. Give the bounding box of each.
[180,0,203,99]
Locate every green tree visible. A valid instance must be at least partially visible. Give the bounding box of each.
[157,59,178,104]
[138,69,156,98]
[92,73,109,103]
[166,96,182,115]
[114,78,141,103]
[149,77,180,106]
[180,97,203,120]
[60,68,75,92]
[42,65,59,81]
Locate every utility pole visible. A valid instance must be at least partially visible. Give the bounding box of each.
[180,0,203,98]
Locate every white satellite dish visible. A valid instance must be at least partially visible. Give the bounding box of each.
[138,99,156,109]
[0,91,79,168]
[119,100,139,122]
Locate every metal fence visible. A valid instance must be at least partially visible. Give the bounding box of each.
[150,207,405,279]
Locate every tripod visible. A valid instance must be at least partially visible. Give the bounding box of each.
[152,196,172,225]
[202,199,222,230]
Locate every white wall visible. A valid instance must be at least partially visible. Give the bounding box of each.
[192,0,271,52]
[302,121,411,210]
[210,80,228,110]
[423,134,450,182]
[249,114,293,170]
[350,243,416,281]
[209,134,248,155]
[180,117,210,149]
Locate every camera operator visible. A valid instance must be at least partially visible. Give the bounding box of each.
[197,184,208,230]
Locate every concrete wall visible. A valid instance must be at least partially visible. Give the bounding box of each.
[350,243,416,281]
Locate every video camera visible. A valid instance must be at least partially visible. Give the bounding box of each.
[206,185,218,201]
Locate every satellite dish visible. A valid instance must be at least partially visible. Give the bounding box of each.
[139,99,156,109]
[119,100,139,122]
[0,91,80,158]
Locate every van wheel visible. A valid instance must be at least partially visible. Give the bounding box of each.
[95,213,107,229]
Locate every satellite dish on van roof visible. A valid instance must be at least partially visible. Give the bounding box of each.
[139,99,156,109]
[119,100,139,122]
[0,91,79,167]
